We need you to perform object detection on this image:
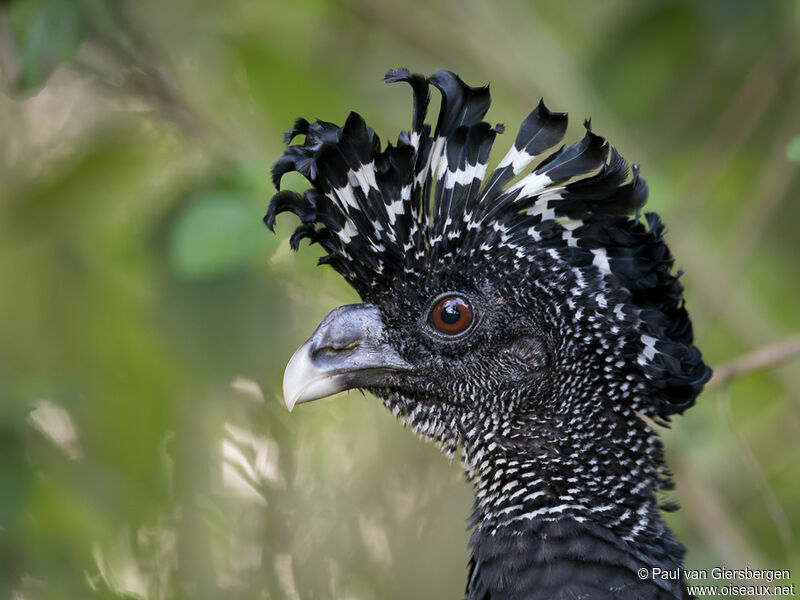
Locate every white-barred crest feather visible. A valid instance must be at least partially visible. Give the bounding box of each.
[265,69,650,295]
[265,69,710,414]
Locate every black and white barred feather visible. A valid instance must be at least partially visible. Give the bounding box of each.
[266,68,709,418]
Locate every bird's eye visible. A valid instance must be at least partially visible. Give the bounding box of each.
[430,295,473,335]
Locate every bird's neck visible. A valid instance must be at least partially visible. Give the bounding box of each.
[457,407,689,599]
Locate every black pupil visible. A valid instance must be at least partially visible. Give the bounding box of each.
[441,302,461,325]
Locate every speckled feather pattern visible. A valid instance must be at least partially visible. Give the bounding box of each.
[266,69,711,599]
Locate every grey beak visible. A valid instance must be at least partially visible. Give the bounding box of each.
[282,304,411,411]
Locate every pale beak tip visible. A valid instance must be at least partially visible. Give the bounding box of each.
[282,344,307,412]
[283,356,308,412]
[283,393,297,412]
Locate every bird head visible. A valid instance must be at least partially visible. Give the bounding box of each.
[266,69,711,459]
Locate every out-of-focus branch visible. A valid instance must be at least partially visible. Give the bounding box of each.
[708,333,800,389]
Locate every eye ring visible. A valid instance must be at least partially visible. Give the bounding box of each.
[430,295,474,335]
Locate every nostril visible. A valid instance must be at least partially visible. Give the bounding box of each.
[312,341,359,360]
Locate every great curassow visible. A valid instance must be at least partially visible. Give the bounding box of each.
[265,69,711,599]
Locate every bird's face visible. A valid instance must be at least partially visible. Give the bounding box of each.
[282,254,580,450]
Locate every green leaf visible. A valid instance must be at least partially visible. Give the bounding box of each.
[168,191,271,279]
[786,137,800,164]
[9,0,83,92]
[7,0,84,93]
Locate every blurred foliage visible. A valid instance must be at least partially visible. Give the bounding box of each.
[788,137,800,164]
[0,0,799,598]
[5,0,82,93]
[167,184,274,279]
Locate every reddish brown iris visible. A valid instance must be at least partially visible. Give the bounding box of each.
[430,295,473,335]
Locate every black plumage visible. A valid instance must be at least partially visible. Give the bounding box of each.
[266,69,711,599]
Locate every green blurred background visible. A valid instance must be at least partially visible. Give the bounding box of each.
[1,0,799,598]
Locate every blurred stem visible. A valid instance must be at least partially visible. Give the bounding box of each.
[716,387,795,557]
[674,457,764,569]
[708,333,800,389]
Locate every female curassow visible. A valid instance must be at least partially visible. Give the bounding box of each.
[265,69,711,599]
